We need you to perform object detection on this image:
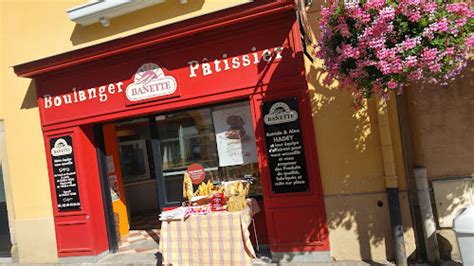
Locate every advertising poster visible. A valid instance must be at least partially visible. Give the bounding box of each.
[261,98,309,193]
[212,103,258,167]
[49,135,81,211]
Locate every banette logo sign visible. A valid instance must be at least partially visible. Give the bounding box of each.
[264,102,298,125]
[51,138,73,157]
[126,63,177,102]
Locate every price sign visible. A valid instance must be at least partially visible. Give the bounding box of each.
[186,163,205,184]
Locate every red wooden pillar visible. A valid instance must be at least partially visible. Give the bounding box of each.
[44,125,109,258]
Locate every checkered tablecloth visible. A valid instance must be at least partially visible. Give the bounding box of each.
[160,198,260,266]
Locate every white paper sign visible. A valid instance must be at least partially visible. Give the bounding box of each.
[212,103,258,167]
[106,155,115,174]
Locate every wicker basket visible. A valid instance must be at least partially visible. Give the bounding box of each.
[226,194,246,212]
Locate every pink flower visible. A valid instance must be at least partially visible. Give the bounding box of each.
[320,7,332,21]
[423,3,437,14]
[390,58,404,74]
[369,37,385,50]
[402,37,419,51]
[356,60,372,69]
[338,44,360,59]
[408,11,421,23]
[422,48,438,63]
[428,61,442,73]
[400,0,420,5]
[335,18,351,38]
[404,56,418,68]
[377,61,391,75]
[376,48,397,61]
[408,69,422,81]
[433,17,449,33]
[315,0,471,107]
[447,3,469,16]
[379,7,395,21]
[455,18,467,28]
[445,47,454,56]
[364,0,385,11]
[422,28,434,40]
[387,80,398,90]
[359,12,371,24]
[344,2,359,11]
[465,33,474,48]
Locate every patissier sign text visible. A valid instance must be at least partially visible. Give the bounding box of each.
[187,46,284,78]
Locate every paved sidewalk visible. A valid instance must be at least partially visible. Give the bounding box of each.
[0,258,463,265]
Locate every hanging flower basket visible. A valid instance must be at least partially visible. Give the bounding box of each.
[315,0,474,106]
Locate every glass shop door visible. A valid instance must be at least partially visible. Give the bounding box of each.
[150,107,219,209]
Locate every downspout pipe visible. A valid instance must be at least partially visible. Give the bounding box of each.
[376,99,407,266]
[396,94,425,261]
[413,168,440,264]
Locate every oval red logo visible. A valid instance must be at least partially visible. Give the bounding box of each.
[186,163,205,184]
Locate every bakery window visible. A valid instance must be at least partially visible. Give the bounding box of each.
[154,101,262,202]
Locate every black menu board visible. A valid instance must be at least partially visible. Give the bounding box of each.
[50,136,81,211]
[262,98,309,193]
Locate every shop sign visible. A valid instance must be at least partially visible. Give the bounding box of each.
[262,98,309,194]
[125,63,178,103]
[186,163,205,184]
[38,28,296,126]
[187,46,284,78]
[50,136,81,211]
[43,82,124,109]
[263,101,298,125]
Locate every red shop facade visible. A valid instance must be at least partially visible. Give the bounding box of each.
[14,0,330,262]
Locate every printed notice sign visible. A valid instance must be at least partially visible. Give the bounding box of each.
[262,98,309,194]
[50,136,81,211]
[212,102,258,167]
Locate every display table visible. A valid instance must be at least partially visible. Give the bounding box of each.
[159,198,260,265]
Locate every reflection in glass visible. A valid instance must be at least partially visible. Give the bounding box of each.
[119,140,150,183]
[155,102,263,203]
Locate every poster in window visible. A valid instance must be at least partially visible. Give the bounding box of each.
[106,155,115,174]
[212,103,258,167]
[109,175,120,202]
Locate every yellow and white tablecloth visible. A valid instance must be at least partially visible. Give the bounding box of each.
[160,199,260,266]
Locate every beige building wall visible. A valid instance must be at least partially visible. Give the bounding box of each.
[305,3,416,262]
[407,62,474,179]
[406,60,474,261]
[0,0,251,262]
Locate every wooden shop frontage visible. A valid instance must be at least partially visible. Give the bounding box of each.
[14,1,330,263]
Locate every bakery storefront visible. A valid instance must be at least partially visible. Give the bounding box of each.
[14,2,329,262]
